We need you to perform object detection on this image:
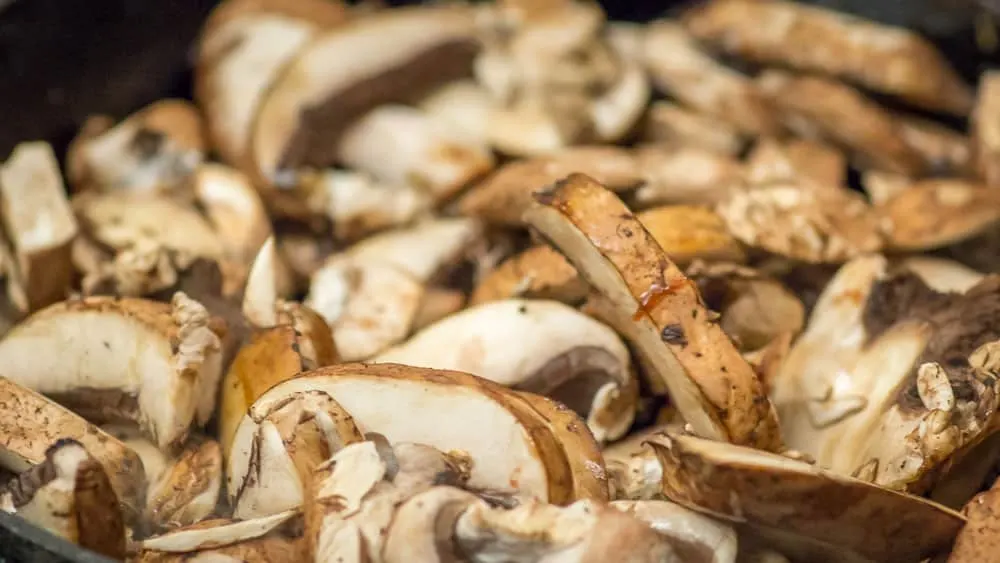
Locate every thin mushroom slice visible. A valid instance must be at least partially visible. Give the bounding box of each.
[146,437,223,530]
[470,245,586,306]
[640,21,780,137]
[376,299,637,443]
[878,179,1000,251]
[638,101,745,156]
[632,147,744,207]
[743,138,847,190]
[138,511,302,563]
[458,147,642,227]
[230,363,584,507]
[973,71,1000,187]
[0,378,146,523]
[0,142,79,310]
[897,256,985,294]
[894,113,972,176]
[66,100,206,193]
[681,0,974,115]
[610,500,738,563]
[0,439,125,559]
[646,430,965,563]
[524,173,781,451]
[0,293,224,450]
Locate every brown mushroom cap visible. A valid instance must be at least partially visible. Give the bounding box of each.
[878,179,1000,251]
[146,438,223,530]
[470,245,586,306]
[948,477,1000,562]
[636,206,746,266]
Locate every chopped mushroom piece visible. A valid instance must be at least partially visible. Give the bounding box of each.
[638,101,745,156]
[756,71,926,176]
[635,206,746,267]
[973,71,1000,187]
[603,424,670,501]
[0,293,224,450]
[611,500,738,563]
[0,439,125,559]
[146,437,223,530]
[682,0,974,114]
[948,477,1000,563]
[894,113,972,176]
[524,173,781,451]
[640,21,780,136]
[633,147,744,207]
[411,287,466,331]
[376,299,638,442]
[382,486,485,563]
[877,179,1000,251]
[0,142,79,310]
[138,511,302,563]
[470,245,586,306]
[241,237,295,328]
[743,138,846,190]
[862,170,912,207]
[646,429,965,563]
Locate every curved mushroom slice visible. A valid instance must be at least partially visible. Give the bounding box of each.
[241,237,295,328]
[454,498,680,562]
[682,0,974,115]
[382,486,485,563]
[66,100,206,193]
[229,363,584,507]
[633,147,744,207]
[0,379,146,522]
[743,138,846,191]
[195,0,347,169]
[458,147,642,227]
[878,179,1000,251]
[0,142,79,311]
[895,113,972,176]
[898,256,985,294]
[756,71,926,176]
[646,430,965,563]
[611,500,738,563]
[252,5,480,185]
[0,293,224,449]
[138,511,302,563]
[636,206,746,267]
[640,21,780,136]
[639,101,745,156]
[524,173,782,451]
[0,439,125,559]
[973,71,1000,187]
[376,299,637,442]
[306,257,424,361]
[470,245,586,306]
[717,183,882,264]
[146,437,223,530]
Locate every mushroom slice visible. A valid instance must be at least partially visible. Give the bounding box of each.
[525,173,781,451]
[717,183,882,263]
[743,138,846,190]
[682,0,974,115]
[146,437,223,530]
[376,299,637,442]
[973,71,1000,187]
[306,257,424,361]
[252,5,480,185]
[412,287,466,331]
[646,430,965,563]
[636,206,746,267]
[0,439,125,559]
[604,424,671,501]
[67,100,205,193]
[633,147,744,207]
[195,0,347,169]
[894,113,972,176]
[879,179,1000,251]
[948,477,1000,562]
[458,147,642,227]
[454,498,680,562]
[230,363,584,506]
[640,20,780,136]
[898,256,985,294]
[0,293,224,449]
[417,80,494,146]
[0,378,146,521]
[861,170,911,207]
[382,486,485,563]
[470,245,585,306]
[639,101,745,156]
[756,71,926,176]
[139,511,302,562]
[0,142,79,311]
[611,500,738,563]
[241,237,295,328]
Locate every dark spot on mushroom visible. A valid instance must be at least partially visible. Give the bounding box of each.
[102,341,110,350]
[660,324,687,346]
[518,304,527,314]
[130,128,166,160]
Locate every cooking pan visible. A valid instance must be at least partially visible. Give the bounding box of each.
[0,0,995,560]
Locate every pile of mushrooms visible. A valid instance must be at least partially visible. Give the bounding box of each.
[4,0,1000,560]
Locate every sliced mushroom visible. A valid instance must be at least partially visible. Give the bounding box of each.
[878,179,1000,251]
[682,0,974,114]
[0,142,79,310]
[743,138,847,190]
[458,147,642,226]
[611,500,738,563]
[948,477,1000,563]
[633,146,744,207]
[0,293,224,449]
[862,170,912,207]
[146,437,223,530]
[646,429,965,563]
[138,510,302,563]
[66,100,206,193]
[894,113,972,176]
[382,486,485,563]
[638,101,745,156]
[899,256,985,294]
[603,424,670,501]
[0,439,125,559]
[640,20,780,136]
[0,378,145,521]
[973,71,1000,187]
[417,79,494,146]
[525,173,782,451]
[756,71,926,176]
[412,287,466,331]
[376,299,636,442]
[470,245,586,306]
[241,236,295,328]
[636,206,746,266]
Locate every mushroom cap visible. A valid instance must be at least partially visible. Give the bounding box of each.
[636,206,746,267]
[878,179,1000,251]
[743,138,847,190]
[948,478,1000,562]
[470,245,586,306]
[524,173,781,451]
[646,429,965,563]
[251,5,480,184]
[0,295,224,449]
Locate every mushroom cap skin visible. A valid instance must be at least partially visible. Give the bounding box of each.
[0,439,126,560]
[0,294,224,450]
[645,429,965,563]
[878,179,1000,251]
[635,206,746,267]
[0,142,79,311]
[681,0,974,115]
[524,173,781,452]
[470,245,587,306]
[146,437,223,530]
[0,379,146,523]
[375,298,637,443]
[610,500,738,563]
[251,5,481,185]
[229,363,591,509]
